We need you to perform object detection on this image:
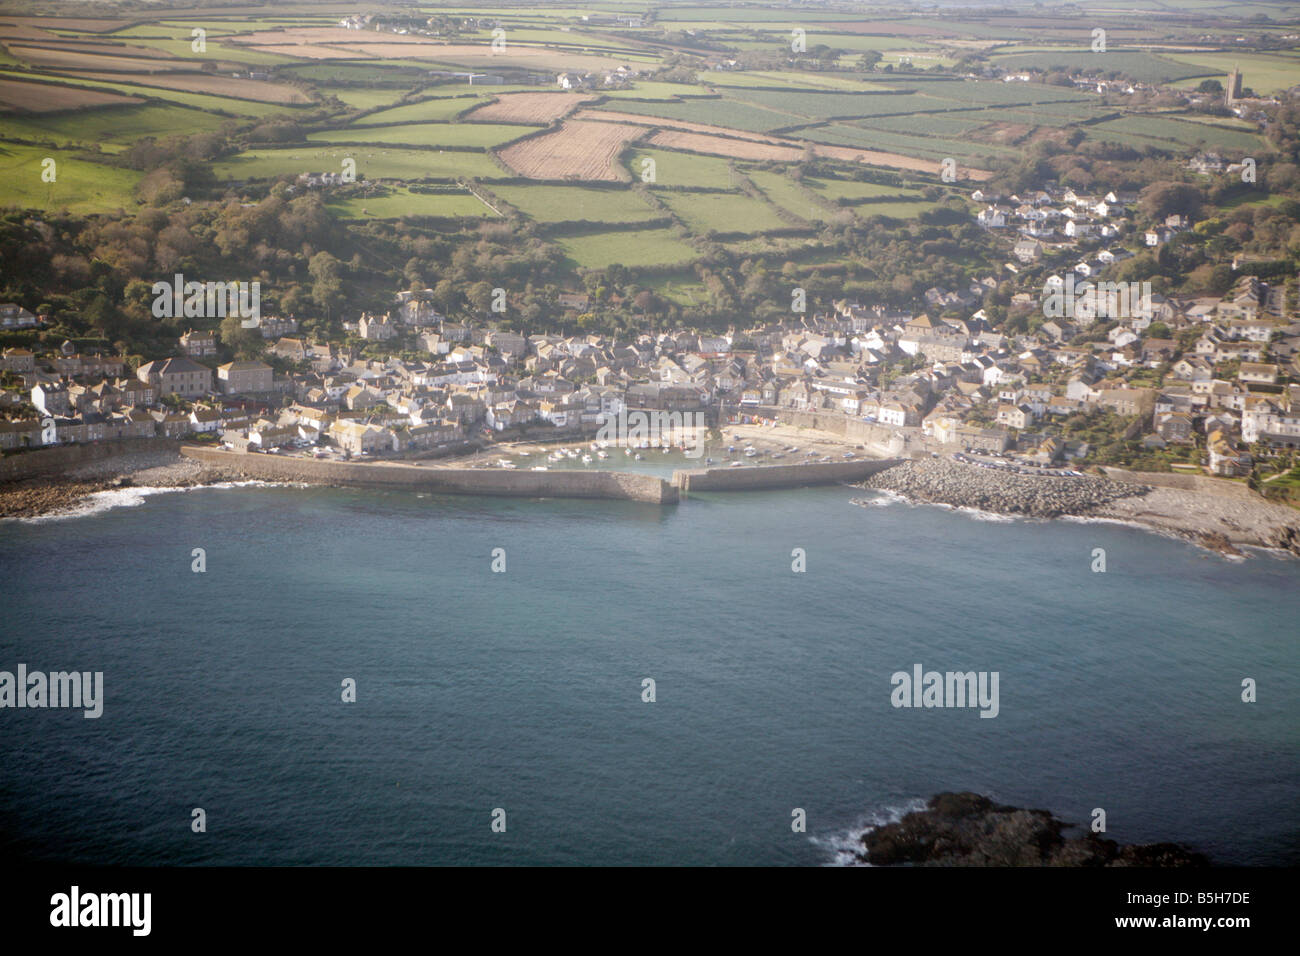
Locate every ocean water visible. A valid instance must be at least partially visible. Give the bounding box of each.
[0,478,1296,866]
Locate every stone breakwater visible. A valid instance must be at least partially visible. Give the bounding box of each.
[861,458,1148,518]
[858,792,1207,866]
[181,446,678,504]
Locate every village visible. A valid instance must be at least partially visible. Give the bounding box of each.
[2,185,1297,481]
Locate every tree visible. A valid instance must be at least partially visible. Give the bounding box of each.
[308,251,343,320]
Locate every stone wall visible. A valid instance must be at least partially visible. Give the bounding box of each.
[1101,466,1259,499]
[0,439,180,482]
[181,446,677,504]
[673,458,901,492]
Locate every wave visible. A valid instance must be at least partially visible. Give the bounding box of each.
[10,480,290,524]
[811,798,927,866]
[853,489,909,508]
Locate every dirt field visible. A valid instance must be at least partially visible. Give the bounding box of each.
[498,120,644,181]
[79,71,313,104]
[246,45,359,60]
[465,91,595,124]
[583,109,990,178]
[6,45,185,73]
[648,129,804,162]
[231,28,626,70]
[0,77,143,113]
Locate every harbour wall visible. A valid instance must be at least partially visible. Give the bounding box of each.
[181,446,678,504]
[0,439,180,482]
[673,458,902,492]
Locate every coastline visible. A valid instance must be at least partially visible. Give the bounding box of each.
[858,458,1300,558]
[5,436,1300,561]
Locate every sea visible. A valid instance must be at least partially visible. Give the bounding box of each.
[1,452,1297,866]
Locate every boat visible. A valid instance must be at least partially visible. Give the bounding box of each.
[624,448,633,457]
[727,445,736,453]
[531,466,548,471]
[730,460,743,467]
[705,458,714,465]
[597,450,609,459]
[582,454,592,463]
[661,447,670,454]
[634,453,643,460]
[744,447,758,457]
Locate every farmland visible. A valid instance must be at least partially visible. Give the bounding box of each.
[556,227,697,270]
[0,0,1292,278]
[489,184,662,224]
[497,120,645,181]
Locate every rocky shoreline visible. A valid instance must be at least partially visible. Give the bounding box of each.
[0,449,227,520]
[858,792,1208,866]
[859,458,1300,557]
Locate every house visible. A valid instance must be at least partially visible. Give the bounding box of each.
[0,303,38,328]
[138,357,212,398]
[179,329,218,358]
[1238,362,1279,386]
[1207,429,1251,476]
[217,360,274,394]
[1,347,35,373]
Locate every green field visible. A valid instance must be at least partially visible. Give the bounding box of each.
[592,96,805,133]
[1164,51,1300,95]
[0,142,139,213]
[557,227,697,270]
[990,50,1212,85]
[624,147,736,190]
[308,123,532,148]
[804,176,921,204]
[353,95,493,125]
[214,146,503,181]
[491,183,661,223]
[0,102,231,145]
[746,169,829,220]
[1085,114,1264,152]
[660,189,794,234]
[327,185,498,220]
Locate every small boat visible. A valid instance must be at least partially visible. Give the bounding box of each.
[744,447,757,457]
[730,460,743,467]
[634,453,643,460]
[582,454,592,463]
[705,457,714,465]
[624,448,633,457]
[597,450,609,459]
[519,451,530,457]
[531,466,548,471]
[661,447,670,454]
[727,445,736,453]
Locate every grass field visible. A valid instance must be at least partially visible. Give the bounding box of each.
[491,183,661,223]
[0,101,230,144]
[803,176,921,204]
[1163,51,1300,95]
[1085,114,1264,152]
[990,49,1212,85]
[746,169,828,220]
[213,146,503,182]
[0,141,139,213]
[623,146,737,190]
[556,227,697,270]
[351,95,490,125]
[327,185,498,220]
[307,122,532,148]
[659,189,794,234]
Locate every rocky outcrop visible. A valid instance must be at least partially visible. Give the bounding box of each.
[858,792,1207,867]
[861,459,1148,518]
